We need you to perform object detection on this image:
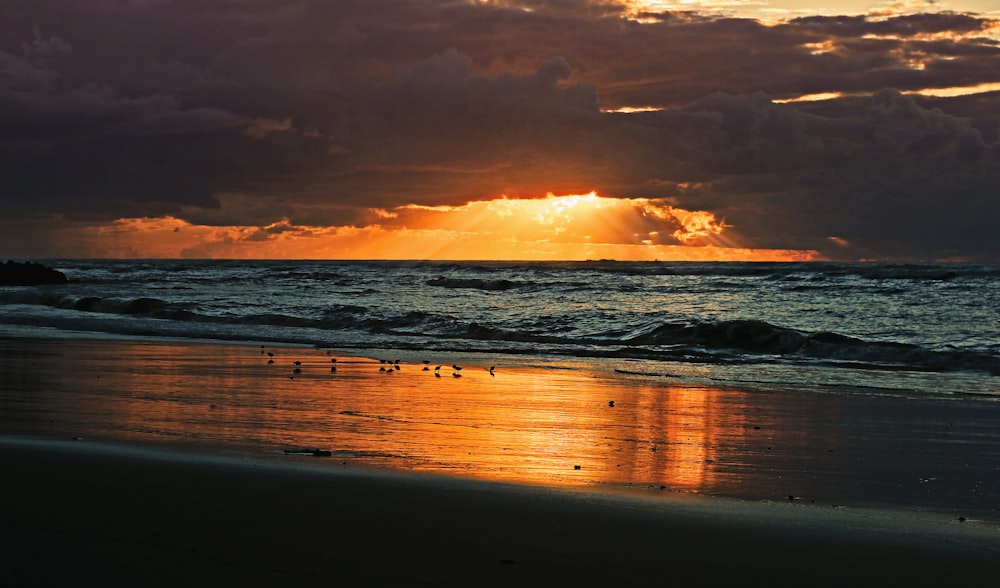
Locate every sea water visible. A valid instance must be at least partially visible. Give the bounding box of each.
[2,260,999,520]
[1,260,996,398]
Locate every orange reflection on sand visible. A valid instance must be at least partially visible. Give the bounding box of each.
[72,341,286,447]
[621,382,769,492]
[3,339,767,494]
[631,386,719,490]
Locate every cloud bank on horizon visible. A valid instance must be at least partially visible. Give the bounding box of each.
[1,0,998,260]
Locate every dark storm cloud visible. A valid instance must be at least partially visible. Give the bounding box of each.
[662,90,1000,259]
[1,0,998,259]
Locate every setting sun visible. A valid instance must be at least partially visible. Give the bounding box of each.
[63,192,819,261]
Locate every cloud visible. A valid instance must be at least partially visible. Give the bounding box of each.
[244,117,295,139]
[0,1,998,260]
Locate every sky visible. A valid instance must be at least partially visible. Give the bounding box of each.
[2,0,998,261]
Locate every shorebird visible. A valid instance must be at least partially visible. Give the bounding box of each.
[434,365,442,371]
[489,365,496,376]
[452,364,462,372]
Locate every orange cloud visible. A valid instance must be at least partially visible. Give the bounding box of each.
[58,193,821,261]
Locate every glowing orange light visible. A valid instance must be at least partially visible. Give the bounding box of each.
[12,338,762,492]
[59,191,821,261]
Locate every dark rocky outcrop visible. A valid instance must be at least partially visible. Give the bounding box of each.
[0,261,68,286]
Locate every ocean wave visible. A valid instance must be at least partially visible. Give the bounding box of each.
[321,304,369,317]
[6,285,997,375]
[623,320,804,352]
[3,261,996,381]
[622,319,1000,375]
[2,289,215,326]
[426,277,527,291]
[4,290,173,316]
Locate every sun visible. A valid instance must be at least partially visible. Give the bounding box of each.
[59,191,820,261]
[383,192,813,261]
[487,192,605,229]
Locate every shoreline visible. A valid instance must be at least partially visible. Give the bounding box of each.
[2,435,998,586]
[2,333,999,524]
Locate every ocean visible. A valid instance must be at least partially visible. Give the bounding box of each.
[1,260,998,521]
[1,260,997,396]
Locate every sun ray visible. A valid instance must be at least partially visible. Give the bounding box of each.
[64,192,820,261]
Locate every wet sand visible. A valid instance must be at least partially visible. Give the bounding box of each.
[2,437,998,587]
[1,335,999,585]
[2,335,998,522]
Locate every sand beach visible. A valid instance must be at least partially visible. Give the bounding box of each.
[1,434,998,587]
[2,436,998,587]
[1,336,998,586]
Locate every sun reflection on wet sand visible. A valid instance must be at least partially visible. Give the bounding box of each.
[1,339,748,492]
[3,337,998,520]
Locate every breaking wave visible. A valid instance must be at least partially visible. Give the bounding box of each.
[4,290,171,316]
[619,319,1000,375]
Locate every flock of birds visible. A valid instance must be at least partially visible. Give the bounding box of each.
[261,346,496,380]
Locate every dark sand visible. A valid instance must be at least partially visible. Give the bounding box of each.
[2,437,998,587]
[2,335,999,586]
